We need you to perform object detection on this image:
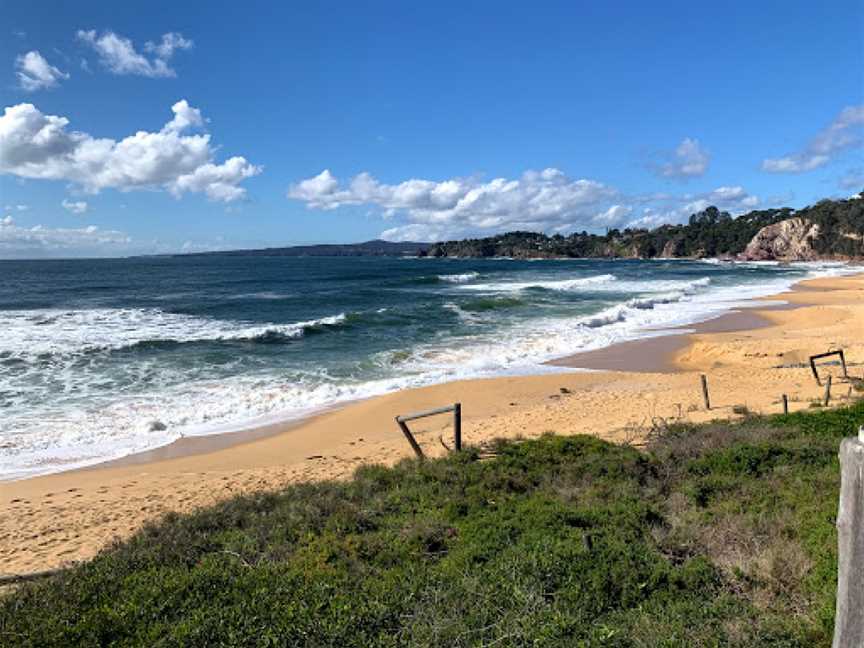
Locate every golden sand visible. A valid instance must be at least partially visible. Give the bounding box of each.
[2,273,862,575]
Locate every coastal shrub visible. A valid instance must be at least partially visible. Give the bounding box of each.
[2,401,862,647]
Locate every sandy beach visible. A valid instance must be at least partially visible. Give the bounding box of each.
[2,272,862,576]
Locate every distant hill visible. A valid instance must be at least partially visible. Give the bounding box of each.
[428,194,864,261]
[185,239,430,258]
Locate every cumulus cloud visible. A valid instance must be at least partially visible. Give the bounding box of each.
[626,186,761,229]
[76,30,192,78]
[592,204,632,226]
[15,51,69,91]
[0,100,260,201]
[289,168,617,240]
[61,198,88,214]
[762,105,864,173]
[289,167,767,240]
[653,138,710,179]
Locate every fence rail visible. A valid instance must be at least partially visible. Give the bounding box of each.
[810,350,848,386]
[395,402,461,458]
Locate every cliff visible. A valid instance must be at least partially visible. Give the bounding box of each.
[739,217,821,261]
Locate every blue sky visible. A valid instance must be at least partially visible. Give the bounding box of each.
[1,0,862,257]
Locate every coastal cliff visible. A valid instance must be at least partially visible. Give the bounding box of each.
[739,217,821,261]
[427,194,863,261]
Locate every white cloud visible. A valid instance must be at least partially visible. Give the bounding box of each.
[626,186,761,229]
[0,220,132,258]
[0,100,260,201]
[15,51,69,91]
[592,204,632,226]
[4,204,29,211]
[289,168,617,240]
[654,138,710,179]
[289,167,767,240]
[762,105,864,173]
[61,198,88,214]
[838,168,864,191]
[144,32,193,60]
[76,30,192,78]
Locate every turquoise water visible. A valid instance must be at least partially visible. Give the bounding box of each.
[0,255,855,478]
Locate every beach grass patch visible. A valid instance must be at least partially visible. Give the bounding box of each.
[2,401,862,647]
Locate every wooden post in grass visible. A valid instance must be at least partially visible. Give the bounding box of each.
[453,402,462,451]
[825,375,833,407]
[700,374,711,411]
[832,427,864,647]
[782,394,788,415]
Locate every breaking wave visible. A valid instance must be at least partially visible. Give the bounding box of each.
[0,308,349,358]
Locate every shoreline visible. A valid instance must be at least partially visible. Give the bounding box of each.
[87,302,796,471]
[2,277,809,482]
[2,272,863,574]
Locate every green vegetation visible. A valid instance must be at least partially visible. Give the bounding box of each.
[427,194,863,259]
[3,402,863,647]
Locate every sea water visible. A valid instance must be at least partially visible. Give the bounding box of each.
[0,255,857,479]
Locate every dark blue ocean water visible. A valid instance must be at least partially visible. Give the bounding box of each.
[0,255,853,478]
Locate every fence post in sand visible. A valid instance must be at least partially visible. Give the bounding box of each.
[825,375,833,407]
[782,394,788,415]
[810,350,848,387]
[453,402,462,451]
[832,426,864,647]
[396,404,461,459]
[396,418,425,460]
[700,374,711,411]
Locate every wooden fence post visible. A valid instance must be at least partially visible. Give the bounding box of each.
[453,402,462,451]
[825,375,833,407]
[810,350,849,387]
[396,418,425,459]
[700,374,711,411]
[395,403,462,458]
[832,428,864,647]
[782,394,788,415]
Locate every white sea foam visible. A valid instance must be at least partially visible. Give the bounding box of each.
[460,273,617,292]
[438,271,479,283]
[0,308,347,357]
[442,302,482,324]
[459,274,711,295]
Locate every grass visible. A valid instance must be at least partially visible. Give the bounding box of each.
[2,401,862,647]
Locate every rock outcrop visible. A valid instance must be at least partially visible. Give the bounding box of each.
[740,217,821,261]
[660,237,684,258]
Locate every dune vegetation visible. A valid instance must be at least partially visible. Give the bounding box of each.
[2,401,862,647]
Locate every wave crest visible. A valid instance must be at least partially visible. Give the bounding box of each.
[438,271,480,283]
[0,308,349,358]
[459,273,617,292]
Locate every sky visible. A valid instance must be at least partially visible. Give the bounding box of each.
[0,0,862,258]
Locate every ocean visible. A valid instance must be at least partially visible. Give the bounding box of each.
[0,255,857,479]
